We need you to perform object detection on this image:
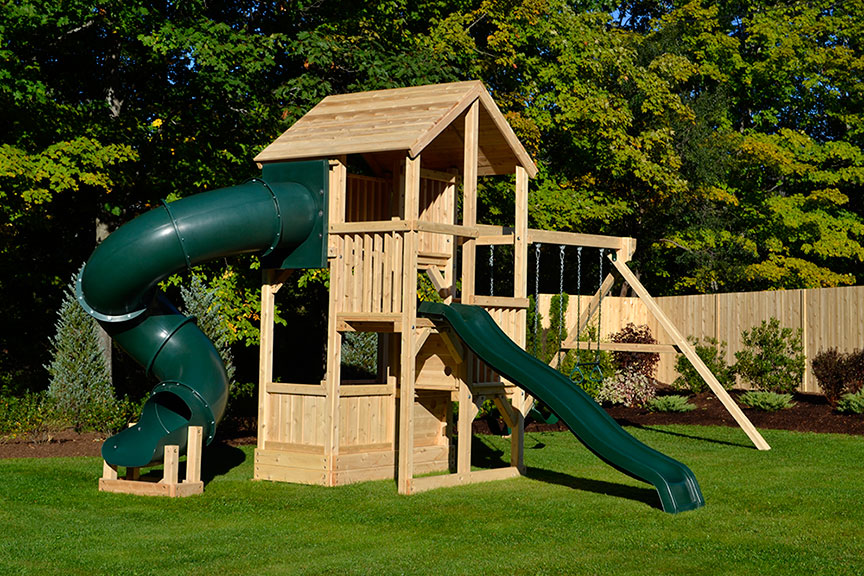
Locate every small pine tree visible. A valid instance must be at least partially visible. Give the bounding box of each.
[526,295,543,359]
[45,275,118,432]
[180,274,236,386]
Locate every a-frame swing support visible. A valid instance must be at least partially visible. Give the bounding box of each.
[608,255,771,451]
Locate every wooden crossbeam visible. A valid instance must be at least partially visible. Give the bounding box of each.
[563,273,615,345]
[527,229,631,250]
[609,255,771,451]
[561,341,679,354]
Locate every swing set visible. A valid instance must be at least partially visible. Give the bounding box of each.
[488,230,769,452]
[494,241,609,386]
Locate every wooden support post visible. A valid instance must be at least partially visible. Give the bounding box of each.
[492,396,517,430]
[398,154,421,494]
[425,267,451,300]
[610,255,771,451]
[439,330,464,364]
[511,165,529,471]
[324,156,348,485]
[414,327,432,351]
[185,425,203,484]
[457,351,475,475]
[162,446,179,485]
[257,270,279,452]
[103,461,118,480]
[460,100,479,305]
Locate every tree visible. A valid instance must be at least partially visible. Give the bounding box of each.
[45,276,121,432]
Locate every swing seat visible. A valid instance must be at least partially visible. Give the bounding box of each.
[528,403,560,426]
[570,362,604,385]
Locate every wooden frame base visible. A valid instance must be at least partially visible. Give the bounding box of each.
[98,426,205,497]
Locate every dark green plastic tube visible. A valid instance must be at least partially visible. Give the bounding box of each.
[418,301,705,513]
[77,161,327,467]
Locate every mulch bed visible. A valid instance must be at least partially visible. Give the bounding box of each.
[475,390,864,437]
[2,391,862,459]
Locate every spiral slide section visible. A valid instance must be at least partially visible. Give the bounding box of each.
[418,302,705,514]
[77,161,328,468]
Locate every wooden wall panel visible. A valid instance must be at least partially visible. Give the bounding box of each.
[346,174,391,222]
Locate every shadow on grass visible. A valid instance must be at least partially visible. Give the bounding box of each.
[200,442,247,484]
[471,436,660,509]
[524,466,662,510]
[618,420,752,449]
[471,435,508,469]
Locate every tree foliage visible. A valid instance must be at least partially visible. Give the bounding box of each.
[2,0,863,393]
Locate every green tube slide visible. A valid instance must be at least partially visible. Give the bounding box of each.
[418,301,705,514]
[77,161,328,468]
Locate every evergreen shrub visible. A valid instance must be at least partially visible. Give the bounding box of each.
[181,274,236,386]
[341,332,378,379]
[45,276,123,433]
[836,390,864,415]
[646,395,696,413]
[739,391,796,412]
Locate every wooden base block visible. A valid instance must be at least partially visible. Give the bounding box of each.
[98,426,205,498]
[410,466,522,494]
[98,478,204,498]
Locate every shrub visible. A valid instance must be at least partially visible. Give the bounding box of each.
[734,318,805,394]
[836,390,864,415]
[811,348,864,407]
[646,395,696,413]
[561,346,613,399]
[847,349,864,394]
[45,276,123,433]
[673,337,735,394]
[556,322,613,399]
[0,392,53,440]
[610,323,659,380]
[526,295,543,360]
[596,371,656,408]
[181,274,236,386]
[547,292,569,361]
[341,332,378,379]
[739,391,796,412]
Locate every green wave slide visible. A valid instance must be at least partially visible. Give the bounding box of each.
[418,301,705,514]
[77,161,328,468]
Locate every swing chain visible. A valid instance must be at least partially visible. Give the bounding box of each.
[596,248,605,363]
[489,245,494,297]
[533,243,541,357]
[557,245,565,369]
[575,247,583,354]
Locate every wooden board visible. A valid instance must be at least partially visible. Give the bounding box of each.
[254,81,537,178]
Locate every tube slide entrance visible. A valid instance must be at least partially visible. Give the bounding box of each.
[78,161,328,468]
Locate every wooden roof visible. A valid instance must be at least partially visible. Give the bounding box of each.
[254,81,537,178]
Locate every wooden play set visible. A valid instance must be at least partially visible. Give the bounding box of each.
[99,81,767,498]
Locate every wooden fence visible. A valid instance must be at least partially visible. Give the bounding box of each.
[538,285,864,394]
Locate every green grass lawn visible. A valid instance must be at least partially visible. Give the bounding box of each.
[1,426,862,575]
